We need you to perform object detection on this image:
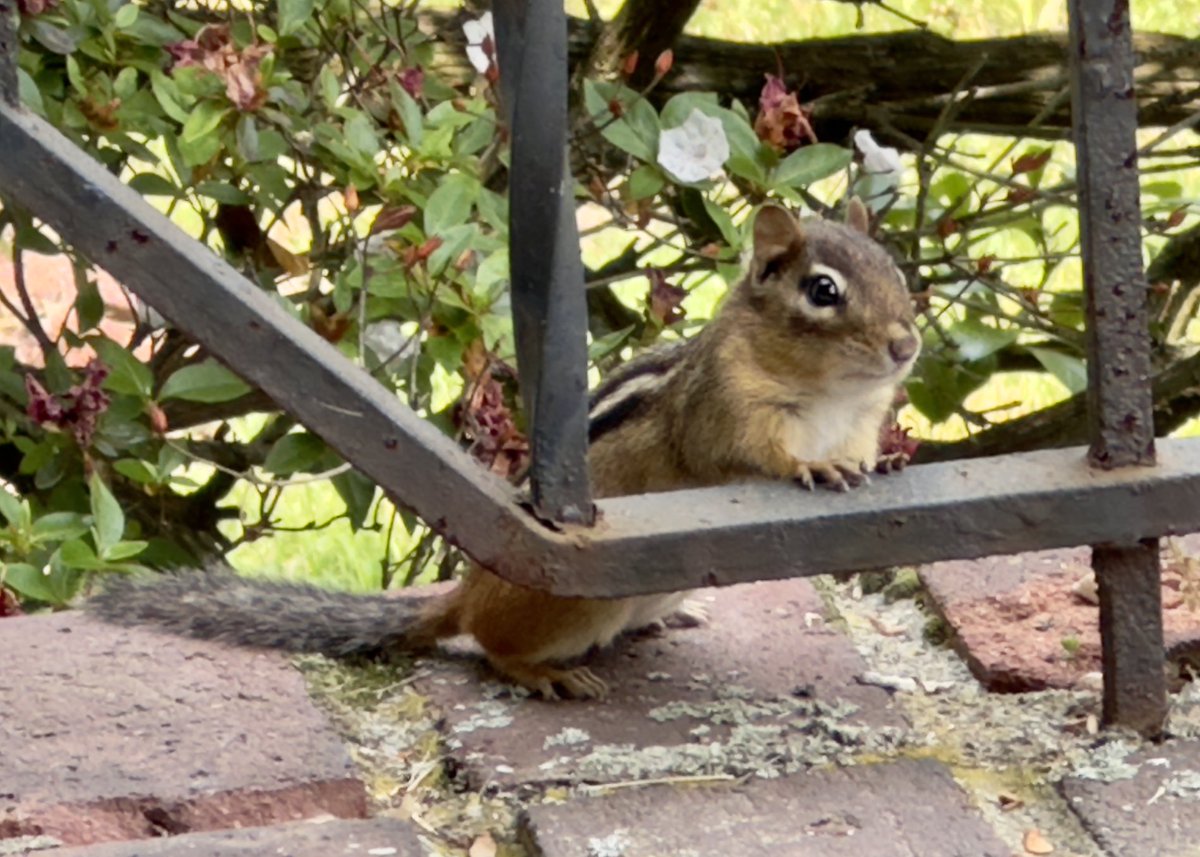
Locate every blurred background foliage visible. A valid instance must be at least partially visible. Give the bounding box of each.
[2,0,1199,608]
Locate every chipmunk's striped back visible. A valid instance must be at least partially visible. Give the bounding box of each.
[587,339,696,443]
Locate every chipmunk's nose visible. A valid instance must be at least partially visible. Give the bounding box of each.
[887,324,920,365]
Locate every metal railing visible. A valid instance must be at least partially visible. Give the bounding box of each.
[0,0,1195,735]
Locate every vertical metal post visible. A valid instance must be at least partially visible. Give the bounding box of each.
[0,0,18,106]
[1067,0,1166,735]
[493,0,595,526]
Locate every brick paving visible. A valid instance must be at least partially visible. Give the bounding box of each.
[522,759,1010,857]
[2,573,1199,855]
[46,818,423,857]
[416,579,901,789]
[1061,740,1200,857]
[0,613,366,845]
[920,535,1200,692]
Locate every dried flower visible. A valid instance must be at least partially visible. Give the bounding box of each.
[647,268,687,325]
[657,109,730,184]
[398,67,424,99]
[16,0,57,17]
[463,12,497,76]
[879,422,920,462]
[167,25,270,112]
[853,129,903,185]
[25,359,111,448]
[754,75,816,152]
[456,365,529,480]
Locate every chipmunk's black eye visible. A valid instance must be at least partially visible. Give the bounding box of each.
[802,274,841,308]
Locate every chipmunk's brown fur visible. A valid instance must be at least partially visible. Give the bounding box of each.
[89,201,920,700]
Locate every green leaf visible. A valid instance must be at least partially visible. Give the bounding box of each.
[31,511,89,543]
[905,352,991,424]
[278,0,315,37]
[58,538,103,570]
[332,469,375,529]
[114,458,159,485]
[589,326,635,362]
[113,3,139,29]
[236,114,260,161]
[92,338,154,398]
[318,65,340,109]
[89,473,125,554]
[150,70,191,123]
[74,277,105,333]
[29,20,78,54]
[195,181,251,205]
[1028,346,1088,394]
[181,100,230,144]
[179,126,225,167]
[1143,181,1182,199]
[949,318,1019,361]
[159,361,251,403]
[424,173,480,237]
[3,563,60,603]
[102,539,149,562]
[344,111,380,157]
[263,432,327,476]
[0,489,22,527]
[583,80,657,163]
[701,196,740,249]
[17,69,45,116]
[770,144,853,190]
[628,164,665,201]
[393,85,424,147]
[128,172,180,197]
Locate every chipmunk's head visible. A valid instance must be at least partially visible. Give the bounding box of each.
[739,200,920,388]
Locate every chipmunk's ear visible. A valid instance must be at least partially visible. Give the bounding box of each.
[752,204,804,280]
[844,196,871,235]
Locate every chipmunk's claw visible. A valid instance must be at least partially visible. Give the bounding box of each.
[795,460,870,491]
[875,451,911,474]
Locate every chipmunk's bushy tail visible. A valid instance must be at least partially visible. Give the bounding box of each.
[86,569,461,657]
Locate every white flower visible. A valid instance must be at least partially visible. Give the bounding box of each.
[853,129,903,183]
[463,12,496,75]
[656,109,730,184]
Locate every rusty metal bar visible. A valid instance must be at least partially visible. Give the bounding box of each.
[554,440,1200,597]
[493,0,594,525]
[0,0,17,106]
[1068,0,1167,735]
[1095,541,1166,731]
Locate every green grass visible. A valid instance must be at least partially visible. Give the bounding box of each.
[221,480,415,591]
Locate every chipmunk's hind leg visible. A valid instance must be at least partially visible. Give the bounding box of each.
[487,656,609,701]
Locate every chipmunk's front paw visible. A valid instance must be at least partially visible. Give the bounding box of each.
[794,459,870,492]
[875,450,910,474]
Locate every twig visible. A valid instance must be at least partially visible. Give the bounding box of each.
[579,773,741,794]
[10,244,56,358]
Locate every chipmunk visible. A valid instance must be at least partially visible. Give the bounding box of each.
[88,199,920,700]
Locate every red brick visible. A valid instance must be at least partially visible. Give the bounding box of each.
[47,817,423,856]
[522,758,1010,856]
[919,534,1200,691]
[416,579,904,788]
[0,613,366,845]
